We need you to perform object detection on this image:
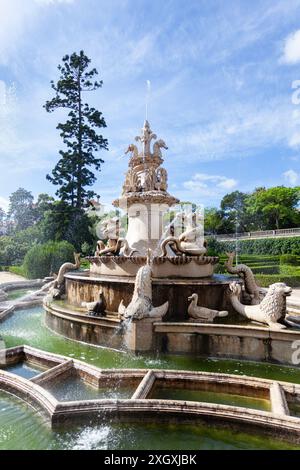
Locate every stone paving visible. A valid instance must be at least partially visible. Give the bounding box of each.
[0,272,26,283]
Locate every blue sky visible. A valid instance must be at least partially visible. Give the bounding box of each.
[0,0,300,211]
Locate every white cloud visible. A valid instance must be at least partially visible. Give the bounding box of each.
[218,178,238,189]
[0,197,9,212]
[183,173,238,196]
[283,169,299,185]
[35,0,74,4]
[281,29,300,64]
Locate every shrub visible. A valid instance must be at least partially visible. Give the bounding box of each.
[215,237,300,255]
[255,274,300,288]
[280,254,299,266]
[23,241,75,279]
[9,266,26,277]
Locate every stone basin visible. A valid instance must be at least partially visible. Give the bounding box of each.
[87,255,219,278]
[65,271,238,320]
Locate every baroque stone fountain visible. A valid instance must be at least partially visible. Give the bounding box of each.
[44,121,295,361]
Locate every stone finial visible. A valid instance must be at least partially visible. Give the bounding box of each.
[135,120,157,156]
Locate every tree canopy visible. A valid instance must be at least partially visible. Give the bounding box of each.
[8,188,35,231]
[205,186,300,234]
[44,50,108,209]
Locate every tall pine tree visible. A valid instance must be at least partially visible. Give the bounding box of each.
[45,51,108,209]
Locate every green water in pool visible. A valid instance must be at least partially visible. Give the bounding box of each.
[1,306,300,381]
[150,387,270,411]
[0,391,298,450]
[1,306,300,450]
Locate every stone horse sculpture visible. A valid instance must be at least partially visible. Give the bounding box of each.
[118,257,169,320]
[225,252,266,305]
[153,139,168,158]
[125,143,139,159]
[228,281,292,329]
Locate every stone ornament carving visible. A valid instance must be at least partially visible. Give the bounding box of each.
[47,253,81,300]
[118,257,169,320]
[188,293,228,322]
[125,143,139,159]
[228,281,292,329]
[153,139,168,158]
[81,289,106,317]
[122,169,141,193]
[225,252,266,305]
[135,120,157,156]
[120,121,172,197]
[155,167,168,191]
[160,225,207,257]
[95,217,135,257]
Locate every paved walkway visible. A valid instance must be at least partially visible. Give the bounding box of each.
[290,288,300,301]
[0,272,26,284]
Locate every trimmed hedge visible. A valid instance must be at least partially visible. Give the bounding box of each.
[211,236,300,255]
[280,254,298,266]
[255,274,300,288]
[23,241,75,279]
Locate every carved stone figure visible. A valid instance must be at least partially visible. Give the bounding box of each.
[135,120,157,156]
[81,289,106,316]
[225,252,266,305]
[95,217,135,257]
[153,139,168,158]
[122,169,140,193]
[144,167,157,191]
[125,143,139,159]
[188,293,228,322]
[160,225,207,257]
[228,281,292,329]
[48,253,81,300]
[96,238,135,257]
[155,167,168,191]
[118,257,169,320]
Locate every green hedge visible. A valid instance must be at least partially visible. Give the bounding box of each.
[280,254,299,266]
[23,241,75,279]
[255,274,300,288]
[210,236,300,255]
[9,266,26,277]
[251,266,280,275]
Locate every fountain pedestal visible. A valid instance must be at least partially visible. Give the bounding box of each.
[123,317,158,353]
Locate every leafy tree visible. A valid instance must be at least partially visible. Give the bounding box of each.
[220,190,249,232]
[7,188,35,231]
[39,201,97,251]
[34,193,55,222]
[44,50,108,209]
[247,186,300,230]
[0,207,6,236]
[204,208,224,234]
[0,225,42,266]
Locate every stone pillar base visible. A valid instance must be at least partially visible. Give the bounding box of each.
[123,317,157,353]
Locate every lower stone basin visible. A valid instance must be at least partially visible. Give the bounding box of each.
[65,271,238,320]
